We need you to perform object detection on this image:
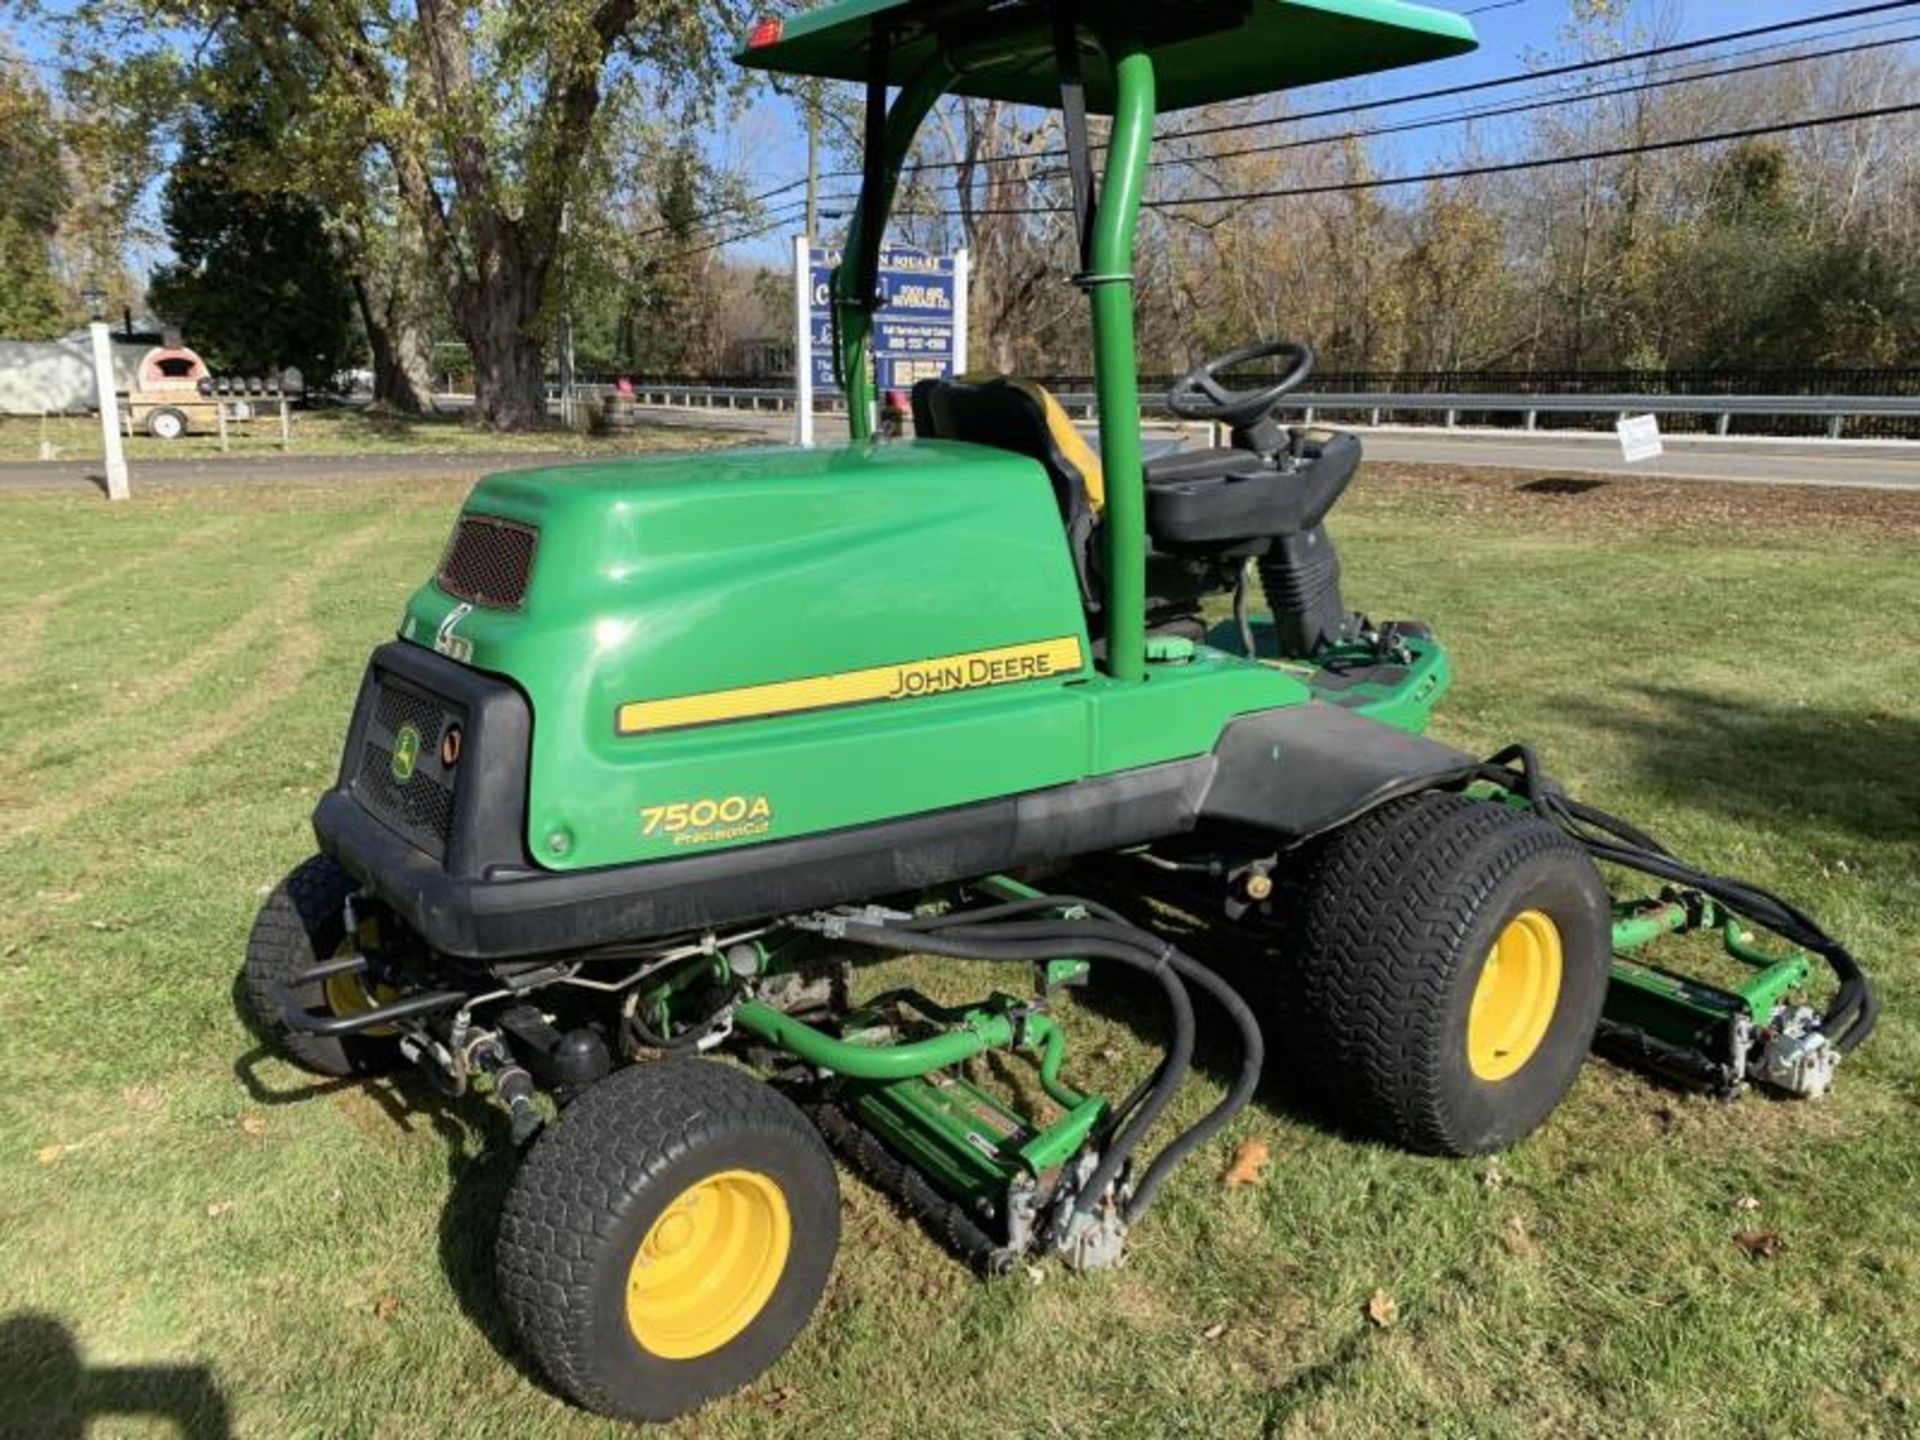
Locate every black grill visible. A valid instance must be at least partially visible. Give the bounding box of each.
[437,514,536,609]
[350,675,465,860]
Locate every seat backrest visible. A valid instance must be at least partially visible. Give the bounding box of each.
[911,375,1105,518]
[911,374,1105,611]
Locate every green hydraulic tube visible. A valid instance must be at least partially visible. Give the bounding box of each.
[1604,895,1813,1058]
[734,996,1074,1083]
[1609,899,1693,953]
[1087,25,1157,683]
[835,55,952,441]
[865,987,1088,1110]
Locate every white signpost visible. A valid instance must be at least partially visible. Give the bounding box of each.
[793,238,968,446]
[88,320,130,500]
[1616,413,1664,464]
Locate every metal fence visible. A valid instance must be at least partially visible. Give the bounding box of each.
[618,381,1920,441]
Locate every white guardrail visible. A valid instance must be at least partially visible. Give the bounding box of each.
[615,383,1920,440]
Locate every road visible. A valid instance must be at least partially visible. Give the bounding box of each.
[5,409,1919,492]
[625,407,1920,490]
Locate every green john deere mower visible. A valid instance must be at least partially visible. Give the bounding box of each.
[244,0,1878,1422]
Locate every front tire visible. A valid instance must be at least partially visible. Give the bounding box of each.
[1279,792,1610,1155]
[242,854,399,1077]
[497,1060,840,1422]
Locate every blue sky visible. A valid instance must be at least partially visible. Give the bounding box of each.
[5,0,1895,278]
[716,0,1878,264]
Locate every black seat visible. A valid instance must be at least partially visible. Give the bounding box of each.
[1143,428,1360,551]
[911,376,1104,607]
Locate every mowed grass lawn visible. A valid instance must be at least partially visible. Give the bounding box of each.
[0,459,1914,1438]
[0,409,735,465]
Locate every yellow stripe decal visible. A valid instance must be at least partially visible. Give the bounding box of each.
[617,636,1085,735]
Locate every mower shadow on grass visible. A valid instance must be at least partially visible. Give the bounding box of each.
[0,1312,231,1440]
[226,970,550,1395]
[1556,684,1920,846]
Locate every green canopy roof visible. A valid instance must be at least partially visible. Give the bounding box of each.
[737,0,1478,114]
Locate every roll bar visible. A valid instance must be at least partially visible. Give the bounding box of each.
[832,15,1158,682]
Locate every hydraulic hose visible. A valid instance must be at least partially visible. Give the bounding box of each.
[828,918,1197,1220]
[1476,744,1878,1053]
[941,912,1267,1220]
[839,898,1267,1225]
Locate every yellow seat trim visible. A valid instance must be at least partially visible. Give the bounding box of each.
[950,371,1104,514]
[1005,377,1105,513]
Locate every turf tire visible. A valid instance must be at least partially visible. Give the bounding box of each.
[242,853,397,1077]
[1279,792,1610,1155]
[497,1059,840,1422]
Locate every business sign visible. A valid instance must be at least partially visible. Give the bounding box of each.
[793,237,968,443]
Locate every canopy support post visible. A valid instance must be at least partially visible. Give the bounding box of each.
[1086,22,1155,683]
[835,29,949,442]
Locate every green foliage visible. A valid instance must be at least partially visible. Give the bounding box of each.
[146,43,363,383]
[0,59,69,337]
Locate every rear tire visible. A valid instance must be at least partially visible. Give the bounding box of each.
[242,854,398,1077]
[497,1059,840,1422]
[1278,792,1610,1155]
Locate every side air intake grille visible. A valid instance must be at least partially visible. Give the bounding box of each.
[437,514,537,610]
[349,676,465,861]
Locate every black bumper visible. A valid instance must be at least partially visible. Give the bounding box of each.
[315,645,1474,962]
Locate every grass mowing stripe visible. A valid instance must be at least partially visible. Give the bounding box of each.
[0,459,1913,1437]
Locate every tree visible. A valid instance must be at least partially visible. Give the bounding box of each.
[147,41,362,384]
[226,0,749,427]
[33,0,748,426]
[0,56,69,337]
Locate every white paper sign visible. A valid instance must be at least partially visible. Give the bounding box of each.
[1616,413,1664,464]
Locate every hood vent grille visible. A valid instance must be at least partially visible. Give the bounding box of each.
[437,514,537,610]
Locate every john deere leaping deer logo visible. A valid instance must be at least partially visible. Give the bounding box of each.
[391,724,422,784]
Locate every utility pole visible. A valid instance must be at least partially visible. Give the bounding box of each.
[805,78,821,239]
[559,200,577,428]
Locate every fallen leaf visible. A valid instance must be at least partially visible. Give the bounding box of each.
[1023,1264,1046,1287]
[205,1200,235,1219]
[1501,1213,1539,1259]
[1222,1137,1271,1189]
[1732,1195,1761,1213]
[1201,1321,1229,1342]
[763,1384,796,1410]
[238,1113,268,1137]
[1365,1289,1398,1329]
[373,1295,402,1320]
[34,1144,66,1165]
[1481,1160,1506,1189]
[1733,1229,1786,1259]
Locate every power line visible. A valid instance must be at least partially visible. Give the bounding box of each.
[809,0,1920,181]
[1136,29,1920,181]
[684,1,1920,244]
[914,100,1920,216]
[625,177,810,245]
[655,205,811,262]
[1159,0,1920,140]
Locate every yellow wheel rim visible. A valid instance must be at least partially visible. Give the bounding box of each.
[1468,909,1564,1081]
[626,1169,791,1360]
[322,943,400,1037]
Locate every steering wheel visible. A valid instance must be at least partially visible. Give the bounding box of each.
[1167,338,1316,429]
